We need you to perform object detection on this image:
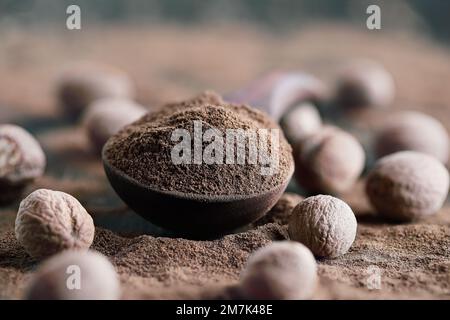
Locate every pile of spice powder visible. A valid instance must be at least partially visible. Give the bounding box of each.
[104,92,293,196]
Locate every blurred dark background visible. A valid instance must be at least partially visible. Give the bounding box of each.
[1,0,449,43]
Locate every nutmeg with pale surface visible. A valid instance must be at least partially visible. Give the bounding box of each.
[82,98,147,153]
[280,102,322,144]
[335,59,395,109]
[0,124,46,204]
[374,111,449,164]
[25,250,120,300]
[366,151,449,222]
[15,189,95,259]
[294,126,365,194]
[57,62,134,118]
[240,241,317,300]
[288,195,357,258]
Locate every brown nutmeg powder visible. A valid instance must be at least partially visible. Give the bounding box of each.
[104,92,293,196]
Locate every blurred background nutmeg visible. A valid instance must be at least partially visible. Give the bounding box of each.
[374,110,449,164]
[56,62,135,119]
[82,98,148,154]
[334,59,395,110]
[25,250,120,300]
[239,241,317,300]
[366,151,449,222]
[293,126,365,194]
[279,102,322,145]
[0,124,46,204]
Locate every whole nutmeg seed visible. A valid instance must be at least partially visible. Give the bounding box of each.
[82,98,147,154]
[240,241,317,300]
[294,126,365,194]
[15,189,95,259]
[335,59,395,109]
[57,62,134,118]
[366,151,449,222]
[374,111,449,164]
[280,102,322,144]
[0,124,46,204]
[25,250,120,300]
[288,195,357,258]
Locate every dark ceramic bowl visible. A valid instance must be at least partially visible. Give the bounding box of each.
[102,153,293,238]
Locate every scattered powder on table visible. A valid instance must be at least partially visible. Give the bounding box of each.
[91,223,290,299]
[104,91,293,196]
[0,223,285,299]
[3,211,449,300]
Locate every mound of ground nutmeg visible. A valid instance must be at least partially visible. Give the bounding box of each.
[104,92,293,196]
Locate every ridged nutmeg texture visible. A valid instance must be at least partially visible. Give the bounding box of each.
[15,189,95,259]
[374,111,449,164]
[294,126,365,194]
[240,241,317,300]
[0,124,46,204]
[366,151,449,222]
[25,250,120,300]
[288,195,357,258]
[0,124,46,181]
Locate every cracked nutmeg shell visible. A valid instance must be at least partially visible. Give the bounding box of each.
[0,124,46,204]
[15,189,95,259]
[288,195,357,258]
[366,151,449,222]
